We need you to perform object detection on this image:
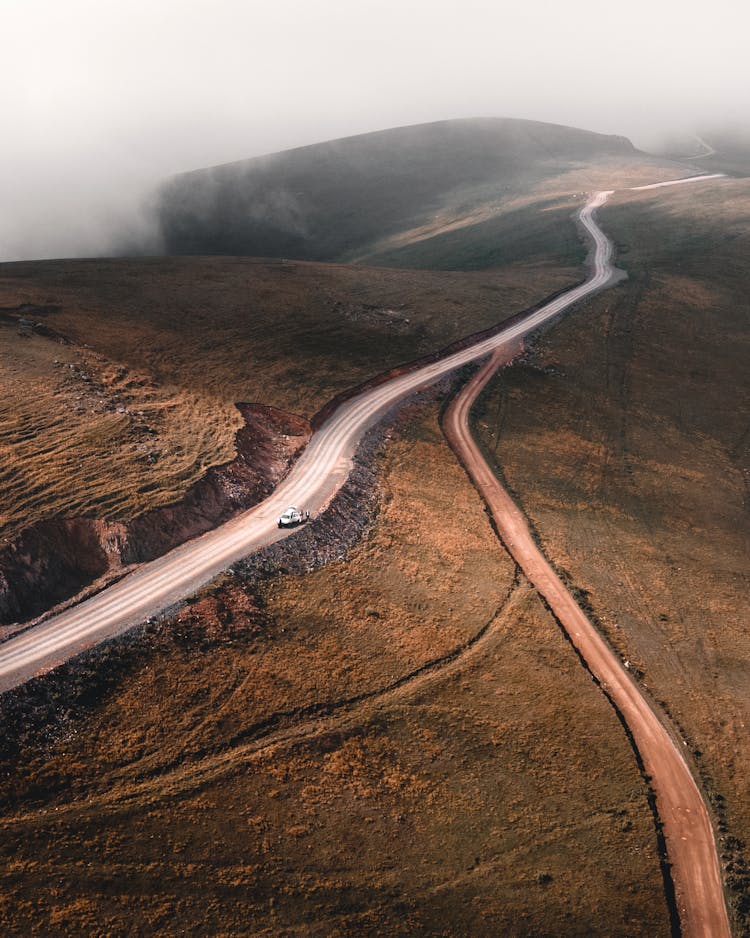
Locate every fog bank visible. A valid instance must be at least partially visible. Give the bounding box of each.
[2,0,747,261]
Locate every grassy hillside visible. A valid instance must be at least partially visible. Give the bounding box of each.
[0,256,577,545]
[362,198,583,270]
[157,117,671,264]
[0,401,671,936]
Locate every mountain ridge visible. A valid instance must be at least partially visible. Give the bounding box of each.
[156,117,639,262]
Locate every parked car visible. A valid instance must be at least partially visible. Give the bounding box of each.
[278,506,304,528]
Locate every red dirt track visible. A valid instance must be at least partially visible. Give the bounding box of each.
[442,348,731,938]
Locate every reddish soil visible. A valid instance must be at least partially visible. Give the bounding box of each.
[444,349,730,937]
[0,403,308,631]
[472,177,750,932]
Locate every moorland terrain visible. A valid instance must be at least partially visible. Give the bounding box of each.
[0,119,745,934]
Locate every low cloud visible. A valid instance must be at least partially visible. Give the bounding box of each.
[2,0,747,262]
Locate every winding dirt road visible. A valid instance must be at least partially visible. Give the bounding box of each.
[682,136,718,161]
[442,353,730,931]
[0,171,731,935]
[0,191,620,692]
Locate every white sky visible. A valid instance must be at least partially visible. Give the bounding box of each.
[1,0,748,260]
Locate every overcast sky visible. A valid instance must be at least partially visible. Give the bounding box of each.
[2,0,747,261]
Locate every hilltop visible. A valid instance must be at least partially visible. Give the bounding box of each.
[156,117,676,266]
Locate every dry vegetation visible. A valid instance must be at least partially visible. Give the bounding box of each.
[0,404,670,935]
[0,138,720,933]
[0,151,684,549]
[474,176,750,930]
[0,322,237,546]
[0,257,575,544]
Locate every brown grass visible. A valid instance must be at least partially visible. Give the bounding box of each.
[0,326,238,546]
[0,403,670,935]
[0,257,576,544]
[0,151,708,932]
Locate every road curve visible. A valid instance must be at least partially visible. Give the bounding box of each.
[0,190,621,692]
[0,174,727,701]
[682,136,718,161]
[442,368,730,930]
[0,173,730,933]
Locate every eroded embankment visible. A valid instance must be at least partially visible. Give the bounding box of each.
[0,251,590,643]
[0,391,406,770]
[0,404,309,632]
[0,276,585,636]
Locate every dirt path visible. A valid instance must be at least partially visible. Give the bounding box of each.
[442,348,731,938]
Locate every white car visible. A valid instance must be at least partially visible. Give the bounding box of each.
[277,506,303,528]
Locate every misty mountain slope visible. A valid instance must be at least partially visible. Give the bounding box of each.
[359,198,584,271]
[698,129,750,175]
[157,118,644,264]
[656,128,750,177]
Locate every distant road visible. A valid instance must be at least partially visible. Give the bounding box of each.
[682,135,718,160]
[631,172,724,191]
